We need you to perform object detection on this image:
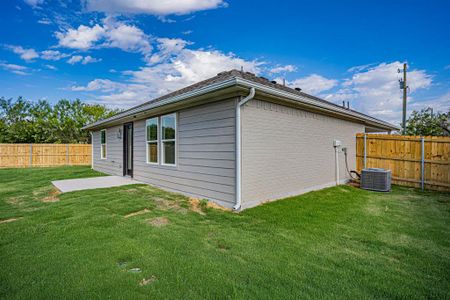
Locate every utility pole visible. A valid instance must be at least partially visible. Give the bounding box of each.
[401,63,407,134]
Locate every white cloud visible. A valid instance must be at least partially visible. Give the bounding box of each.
[81,55,102,64]
[67,55,83,64]
[56,24,105,49]
[71,79,124,91]
[0,62,30,75]
[72,44,261,107]
[44,64,57,70]
[67,55,101,64]
[41,50,69,60]
[23,0,43,7]
[38,18,52,25]
[325,62,433,123]
[84,0,226,16]
[125,48,261,95]
[409,92,450,114]
[102,19,151,54]
[147,38,190,63]
[270,64,297,74]
[347,63,377,73]
[56,18,151,57]
[279,74,338,95]
[5,45,39,61]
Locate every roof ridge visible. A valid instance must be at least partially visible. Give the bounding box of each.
[83,68,399,131]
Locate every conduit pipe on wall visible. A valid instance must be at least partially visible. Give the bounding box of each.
[333,140,342,185]
[335,147,340,185]
[234,87,256,211]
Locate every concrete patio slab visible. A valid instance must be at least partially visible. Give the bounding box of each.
[52,176,141,193]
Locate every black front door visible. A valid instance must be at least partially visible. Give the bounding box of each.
[123,122,133,177]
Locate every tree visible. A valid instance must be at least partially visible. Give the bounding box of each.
[0,97,34,143]
[405,107,450,136]
[0,97,120,143]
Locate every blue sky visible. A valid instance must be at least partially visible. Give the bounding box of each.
[0,0,449,124]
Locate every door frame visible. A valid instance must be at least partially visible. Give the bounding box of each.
[123,122,133,177]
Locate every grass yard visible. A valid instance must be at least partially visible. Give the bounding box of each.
[0,166,449,299]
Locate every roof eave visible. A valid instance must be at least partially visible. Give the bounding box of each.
[83,75,399,132]
[82,77,239,130]
[234,77,400,131]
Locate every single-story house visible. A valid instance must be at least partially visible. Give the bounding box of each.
[83,70,399,210]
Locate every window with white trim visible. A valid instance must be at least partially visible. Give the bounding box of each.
[100,129,107,159]
[161,113,176,166]
[146,117,158,164]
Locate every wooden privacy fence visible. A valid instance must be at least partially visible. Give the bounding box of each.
[356,134,450,192]
[0,144,91,168]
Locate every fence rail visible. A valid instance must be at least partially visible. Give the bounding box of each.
[0,144,91,168]
[356,134,450,192]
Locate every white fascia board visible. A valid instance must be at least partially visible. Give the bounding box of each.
[235,77,399,131]
[83,76,399,131]
[82,78,238,130]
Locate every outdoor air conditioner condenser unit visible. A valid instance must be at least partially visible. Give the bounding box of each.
[360,168,392,192]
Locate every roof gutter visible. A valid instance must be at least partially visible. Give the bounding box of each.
[82,77,238,130]
[83,76,399,132]
[234,77,400,131]
[234,87,255,211]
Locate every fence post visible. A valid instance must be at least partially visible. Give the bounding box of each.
[66,144,69,166]
[29,144,32,167]
[421,137,425,191]
[363,133,367,169]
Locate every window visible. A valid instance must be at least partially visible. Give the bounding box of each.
[146,118,158,164]
[100,129,107,159]
[161,113,176,166]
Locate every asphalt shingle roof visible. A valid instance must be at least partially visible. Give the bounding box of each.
[84,69,398,130]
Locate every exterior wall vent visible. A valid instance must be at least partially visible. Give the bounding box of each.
[360,168,392,192]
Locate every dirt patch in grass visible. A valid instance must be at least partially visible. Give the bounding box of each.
[189,198,206,215]
[32,186,61,202]
[146,217,169,227]
[7,196,26,207]
[41,189,61,202]
[153,197,181,211]
[0,217,22,224]
[189,198,230,214]
[124,209,151,218]
[140,275,157,286]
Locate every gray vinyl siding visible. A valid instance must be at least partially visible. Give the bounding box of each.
[132,98,237,207]
[92,125,123,176]
[241,99,365,209]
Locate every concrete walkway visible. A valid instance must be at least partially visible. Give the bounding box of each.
[52,176,141,193]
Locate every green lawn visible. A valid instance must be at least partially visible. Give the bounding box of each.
[0,167,449,299]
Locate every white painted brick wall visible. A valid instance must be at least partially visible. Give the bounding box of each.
[241,99,365,208]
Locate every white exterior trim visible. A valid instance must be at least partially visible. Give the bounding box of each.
[234,87,255,211]
[145,117,159,165]
[160,113,177,167]
[83,77,398,132]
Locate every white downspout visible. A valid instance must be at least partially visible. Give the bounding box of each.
[234,87,256,211]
